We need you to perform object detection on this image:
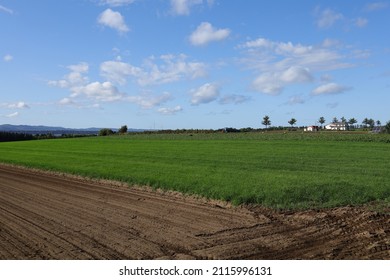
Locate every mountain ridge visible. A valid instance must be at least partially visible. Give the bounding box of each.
[0,124,144,134]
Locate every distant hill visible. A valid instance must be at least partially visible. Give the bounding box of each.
[0,124,144,135]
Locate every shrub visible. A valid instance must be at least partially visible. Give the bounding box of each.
[99,128,114,136]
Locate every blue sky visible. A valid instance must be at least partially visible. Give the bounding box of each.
[1,0,389,129]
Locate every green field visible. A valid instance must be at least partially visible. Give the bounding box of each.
[0,132,389,209]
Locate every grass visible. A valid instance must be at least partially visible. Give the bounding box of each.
[0,132,389,209]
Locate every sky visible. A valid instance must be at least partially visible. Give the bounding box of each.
[1,0,389,129]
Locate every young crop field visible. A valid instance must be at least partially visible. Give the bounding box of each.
[0,132,389,209]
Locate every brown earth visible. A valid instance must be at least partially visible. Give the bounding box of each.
[0,164,389,260]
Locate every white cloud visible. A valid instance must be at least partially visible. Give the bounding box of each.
[0,5,13,14]
[189,22,230,46]
[72,81,124,102]
[191,83,220,105]
[354,17,368,27]
[58,98,76,105]
[48,62,89,89]
[251,67,313,95]
[158,105,183,115]
[170,0,203,15]
[101,54,206,86]
[239,38,274,49]
[280,66,313,83]
[312,83,352,95]
[365,2,389,11]
[126,92,172,109]
[315,8,343,28]
[321,38,341,48]
[100,0,135,6]
[251,73,283,95]
[3,54,13,62]
[8,102,30,109]
[100,60,142,85]
[97,9,129,33]
[219,94,251,105]
[286,95,306,105]
[67,62,89,73]
[6,112,19,118]
[239,37,352,95]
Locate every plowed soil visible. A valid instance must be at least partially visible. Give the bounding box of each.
[0,164,389,260]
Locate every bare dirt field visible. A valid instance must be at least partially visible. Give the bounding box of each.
[0,164,389,260]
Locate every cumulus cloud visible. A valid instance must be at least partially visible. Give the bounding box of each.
[67,62,89,73]
[100,60,142,85]
[170,0,213,15]
[48,62,89,89]
[189,22,230,46]
[311,83,352,95]
[97,9,129,33]
[171,0,202,15]
[251,73,283,95]
[3,54,13,62]
[126,92,172,109]
[8,102,30,109]
[49,63,123,102]
[101,54,206,86]
[251,67,313,95]
[100,0,135,6]
[59,98,76,106]
[315,7,343,28]
[280,66,313,83]
[71,81,124,102]
[239,37,352,95]
[158,105,183,115]
[190,83,220,105]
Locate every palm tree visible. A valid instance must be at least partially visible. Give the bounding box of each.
[262,115,271,130]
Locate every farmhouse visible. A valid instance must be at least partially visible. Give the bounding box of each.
[304,126,319,132]
[325,122,349,131]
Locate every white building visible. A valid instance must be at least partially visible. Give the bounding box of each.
[304,126,319,132]
[325,122,349,131]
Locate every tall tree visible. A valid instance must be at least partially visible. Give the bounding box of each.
[368,118,375,128]
[332,117,339,123]
[288,118,297,128]
[318,117,326,128]
[362,118,369,128]
[262,115,271,129]
[340,116,347,123]
[348,118,357,129]
[119,125,128,134]
[385,121,390,134]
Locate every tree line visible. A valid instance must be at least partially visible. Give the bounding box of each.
[0,131,35,142]
[262,115,390,132]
